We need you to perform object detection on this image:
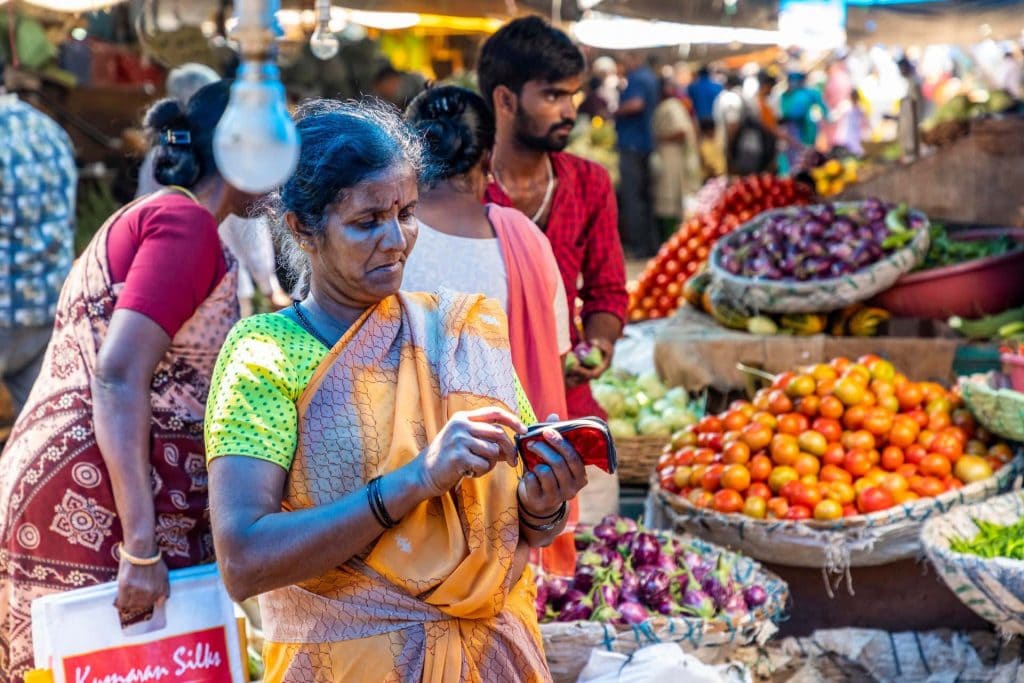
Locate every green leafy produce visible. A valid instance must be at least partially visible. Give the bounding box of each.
[592,370,702,439]
[917,223,1022,271]
[949,517,1024,560]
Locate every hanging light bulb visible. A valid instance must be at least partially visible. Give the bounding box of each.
[310,0,340,60]
[214,0,300,193]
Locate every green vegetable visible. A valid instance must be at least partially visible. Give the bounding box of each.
[917,223,1022,271]
[949,306,1024,339]
[949,517,1024,560]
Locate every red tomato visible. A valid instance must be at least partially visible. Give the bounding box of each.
[856,486,895,514]
[812,418,843,444]
[784,505,812,521]
[712,489,745,514]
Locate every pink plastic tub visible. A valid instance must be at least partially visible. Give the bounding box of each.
[872,228,1024,319]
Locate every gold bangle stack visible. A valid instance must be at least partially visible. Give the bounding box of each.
[116,542,163,566]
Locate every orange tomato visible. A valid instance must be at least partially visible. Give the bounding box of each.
[822,442,846,467]
[879,395,901,413]
[989,443,1014,462]
[772,371,796,391]
[881,446,905,471]
[768,466,800,493]
[907,408,930,428]
[941,426,968,445]
[843,504,859,517]
[722,410,750,432]
[863,408,894,437]
[747,482,772,500]
[843,429,876,452]
[697,415,724,434]
[794,453,822,477]
[818,395,845,420]
[861,391,877,408]
[879,473,910,497]
[814,499,844,521]
[897,383,924,410]
[741,423,774,452]
[943,475,963,491]
[844,364,872,385]
[766,496,790,519]
[870,378,895,397]
[834,379,866,407]
[729,400,756,417]
[986,456,1006,472]
[752,389,772,412]
[826,481,856,505]
[694,448,717,465]
[894,490,920,505]
[821,464,853,484]
[785,374,817,399]
[911,475,945,498]
[790,482,823,509]
[921,383,949,404]
[689,489,714,508]
[673,466,693,489]
[785,504,813,521]
[950,409,977,433]
[857,353,882,366]
[712,489,745,514]
[702,464,725,492]
[798,395,821,418]
[797,430,828,456]
[770,434,801,466]
[930,432,963,460]
[843,405,868,430]
[898,463,918,479]
[777,413,810,436]
[721,464,752,492]
[812,418,843,444]
[905,444,928,466]
[751,411,778,429]
[767,389,794,415]
[888,417,920,448]
[816,378,838,398]
[856,486,895,514]
[811,363,839,383]
[723,441,752,465]
[965,439,987,456]
[844,449,872,477]
[743,495,767,519]
[918,429,937,450]
[830,356,852,374]
[919,454,952,479]
[748,455,773,482]
[927,411,951,433]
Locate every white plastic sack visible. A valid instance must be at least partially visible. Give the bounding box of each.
[575,643,752,683]
[32,563,245,683]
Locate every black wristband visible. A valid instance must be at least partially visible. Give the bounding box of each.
[367,476,398,529]
[519,501,567,532]
[517,488,565,521]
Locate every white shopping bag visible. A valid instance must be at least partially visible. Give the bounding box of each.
[31,563,246,683]
[576,643,752,683]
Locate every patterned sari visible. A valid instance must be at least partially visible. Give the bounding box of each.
[257,290,550,682]
[0,200,238,681]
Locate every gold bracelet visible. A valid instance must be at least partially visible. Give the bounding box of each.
[117,542,162,566]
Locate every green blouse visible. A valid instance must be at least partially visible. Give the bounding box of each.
[204,311,536,471]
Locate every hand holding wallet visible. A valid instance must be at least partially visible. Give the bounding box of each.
[515,417,617,474]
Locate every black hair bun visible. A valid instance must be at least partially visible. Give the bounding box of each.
[406,86,493,182]
[144,97,201,188]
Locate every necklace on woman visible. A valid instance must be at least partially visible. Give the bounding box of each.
[493,156,555,225]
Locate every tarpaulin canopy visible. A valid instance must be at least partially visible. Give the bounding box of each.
[847,0,1024,45]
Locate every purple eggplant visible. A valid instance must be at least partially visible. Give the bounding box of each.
[593,521,619,547]
[619,601,650,625]
[573,565,599,594]
[558,593,594,622]
[592,604,621,623]
[597,583,621,608]
[743,585,768,608]
[630,532,662,568]
[680,589,717,619]
[547,576,571,610]
[640,569,670,604]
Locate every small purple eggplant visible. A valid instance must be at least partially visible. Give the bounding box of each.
[573,565,599,594]
[743,585,768,608]
[619,601,650,625]
[547,576,571,610]
[680,589,717,619]
[558,593,594,622]
[630,532,663,568]
[640,569,670,604]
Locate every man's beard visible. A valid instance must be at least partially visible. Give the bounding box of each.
[513,108,575,152]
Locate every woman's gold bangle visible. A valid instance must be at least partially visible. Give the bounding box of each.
[117,542,163,566]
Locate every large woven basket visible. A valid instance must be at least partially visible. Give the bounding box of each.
[960,376,1024,443]
[539,535,789,683]
[922,490,1024,635]
[707,202,930,314]
[651,452,1023,569]
[616,436,667,486]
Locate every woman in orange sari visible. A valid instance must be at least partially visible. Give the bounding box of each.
[205,100,586,681]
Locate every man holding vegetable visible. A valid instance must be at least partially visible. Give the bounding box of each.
[479,17,629,558]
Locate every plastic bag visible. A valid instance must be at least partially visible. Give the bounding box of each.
[31,563,246,683]
[575,643,752,683]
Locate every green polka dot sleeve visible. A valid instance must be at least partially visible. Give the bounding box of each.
[513,376,537,425]
[204,314,327,471]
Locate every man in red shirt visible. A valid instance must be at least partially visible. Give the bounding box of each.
[479,16,628,422]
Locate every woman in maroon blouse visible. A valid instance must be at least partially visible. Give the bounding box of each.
[0,80,256,681]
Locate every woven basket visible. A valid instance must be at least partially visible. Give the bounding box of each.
[616,436,667,486]
[707,202,930,314]
[539,535,789,683]
[961,376,1024,443]
[652,452,1024,569]
[922,491,1024,635]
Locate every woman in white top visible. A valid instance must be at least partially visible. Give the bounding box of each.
[403,85,579,576]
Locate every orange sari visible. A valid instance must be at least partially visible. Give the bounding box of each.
[258,290,550,682]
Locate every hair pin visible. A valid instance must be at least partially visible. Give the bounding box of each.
[160,129,192,146]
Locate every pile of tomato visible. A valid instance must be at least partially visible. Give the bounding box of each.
[628,175,815,321]
[656,355,1015,521]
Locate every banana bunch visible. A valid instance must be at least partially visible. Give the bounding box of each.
[810,158,859,197]
[949,307,1024,342]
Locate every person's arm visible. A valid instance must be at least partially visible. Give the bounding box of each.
[517,421,587,547]
[616,97,645,116]
[568,169,627,383]
[92,310,172,615]
[210,407,527,602]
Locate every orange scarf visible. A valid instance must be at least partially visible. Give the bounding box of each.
[489,204,578,578]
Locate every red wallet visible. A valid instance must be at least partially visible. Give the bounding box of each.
[516,417,617,474]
